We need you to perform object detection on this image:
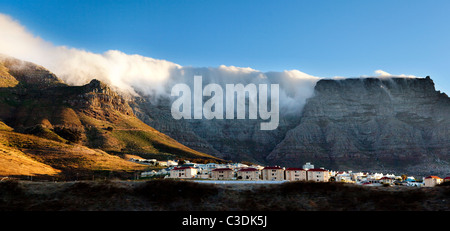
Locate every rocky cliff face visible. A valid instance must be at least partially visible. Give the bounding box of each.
[131,76,450,175]
[130,97,300,163]
[267,77,450,176]
[64,79,134,116]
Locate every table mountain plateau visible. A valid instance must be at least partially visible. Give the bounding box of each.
[267,77,449,176]
[132,76,449,176]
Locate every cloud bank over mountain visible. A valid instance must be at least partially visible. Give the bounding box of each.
[0,13,417,112]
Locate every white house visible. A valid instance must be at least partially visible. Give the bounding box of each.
[424,176,443,187]
[169,167,198,179]
[211,168,234,180]
[285,168,307,181]
[141,170,158,178]
[307,168,330,182]
[261,166,285,181]
[237,168,261,180]
[196,168,212,179]
[335,172,353,182]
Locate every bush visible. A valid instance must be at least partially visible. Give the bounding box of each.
[0,180,23,196]
[134,180,218,203]
[64,181,130,197]
[53,127,83,143]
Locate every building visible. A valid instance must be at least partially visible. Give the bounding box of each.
[167,160,178,167]
[379,177,395,185]
[261,166,285,181]
[196,168,212,179]
[230,163,249,169]
[237,168,260,180]
[307,168,330,182]
[211,168,234,180]
[285,168,307,181]
[302,162,314,170]
[444,177,450,182]
[169,167,198,179]
[141,170,158,178]
[424,176,443,187]
[335,171,353,183]
[205,163,219,169]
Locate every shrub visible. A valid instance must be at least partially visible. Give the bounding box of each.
[134,180,218,203]
[0,180,23,196]
[53,127,83,143]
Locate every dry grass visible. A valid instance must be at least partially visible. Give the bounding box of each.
[0,142,60,176]
[0,121,13,131]
[0,130,147,179]
[0,62,19,87]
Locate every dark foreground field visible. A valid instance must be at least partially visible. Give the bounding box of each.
[0,179,449,211]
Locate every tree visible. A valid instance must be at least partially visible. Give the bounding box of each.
[401,174,408,181]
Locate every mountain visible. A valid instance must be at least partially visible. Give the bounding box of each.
[130,97,300,163]
[269,77,450,175]
[132,76,450,176]
[2,54,449,177]
[0,55,222,178]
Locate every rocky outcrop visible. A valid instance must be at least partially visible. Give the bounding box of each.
[65,79,134,116]
[267,77,450,176]
[0,55,64,88]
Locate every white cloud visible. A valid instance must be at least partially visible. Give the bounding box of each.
[373,69,416,78]
[0,13,419,114]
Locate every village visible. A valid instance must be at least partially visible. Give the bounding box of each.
[130,158,450,187]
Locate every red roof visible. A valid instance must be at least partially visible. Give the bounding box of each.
[379,177,393,180]
[172,167,194,170]
[238,168,259,172]
[263,166,283,170]
[425,176,442,179]
[307,168,328,172]
[285,168,305,171]
[444,177,450,180]
[212,168,233,171]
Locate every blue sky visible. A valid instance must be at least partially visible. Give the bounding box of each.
[1,0,449,93]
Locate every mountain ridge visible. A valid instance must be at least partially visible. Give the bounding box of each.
[0,55,223,179]
[1,54,449,177]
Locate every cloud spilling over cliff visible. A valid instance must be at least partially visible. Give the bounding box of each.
[0,13,417,113]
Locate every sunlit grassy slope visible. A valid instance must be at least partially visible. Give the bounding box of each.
[0,55,222,178]
[0,130,148,177]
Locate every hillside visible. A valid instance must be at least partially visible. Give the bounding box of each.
[0,130,147,179]
[0,55,222,178]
